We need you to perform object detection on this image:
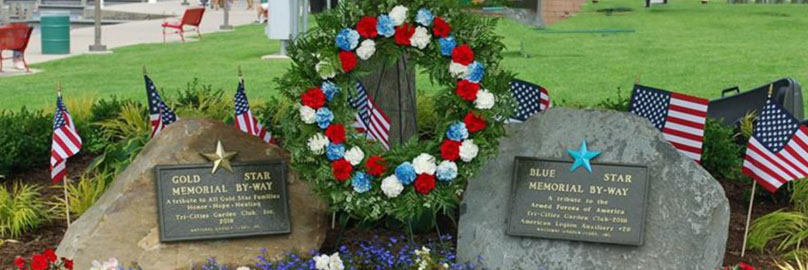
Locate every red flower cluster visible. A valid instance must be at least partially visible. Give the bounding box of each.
[339,51,358,72]
[738,262,756,270]
[14,249,73,270]
[301,88,326,109]
[325,124,346,144]
[455,80,480,101]
[332,159,353,181]
[464,111,487,133]
[414,174,436,194]
[452,44,474,65]
[394,23,416,46]
[432,17,451,38]
[357,16,378,38]
[365,156,386,176]
[441,140,461,161]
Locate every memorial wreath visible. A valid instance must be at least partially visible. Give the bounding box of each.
[277,0,513,222]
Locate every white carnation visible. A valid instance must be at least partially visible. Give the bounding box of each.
[329,253,345,270]
[389,5,408,26]
[356,39,376,61]
[307,133,329,155]
[474,89,496,110]
[313,254,330,270]
[449,62,469,78]
[299,105,317,124]
[410,26,431,50]
[459,139,479,162]
[236,267,251,270]
[344,146,365,166]
[412,153,437,175]
[381,175,404,198]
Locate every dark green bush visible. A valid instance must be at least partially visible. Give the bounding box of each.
[0,108,52,176]
[701,118,746,181]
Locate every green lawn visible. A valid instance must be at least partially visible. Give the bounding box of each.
[1,0,807,111]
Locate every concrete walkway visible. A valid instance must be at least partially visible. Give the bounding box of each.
[22,0,261,65]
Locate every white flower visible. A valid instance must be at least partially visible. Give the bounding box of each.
[314,254,330,270]
[90,260,104,270]
[344,146,365,166]
[389,5,408,26]
[474,89,496,110]
[315,61,336,80]
[459,139,479,162]
[237,267,251,270]
[412,153,437,175]
[329,253,345,270]
[307,133,329,155]
[356,39,376,60]
[91,258,118,270]
[381,175,404,198]
[449,62,469,78]
[410,26,431,50]
[300,105,317,124]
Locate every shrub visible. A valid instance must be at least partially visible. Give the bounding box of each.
[171,78,232,121]
[0,182,51,238]
[701,118,746,181]
[0,108,52,176]
[91,103,151,174]
[52,171,112,218]
[748,179,808,259]
[594,87,631,112]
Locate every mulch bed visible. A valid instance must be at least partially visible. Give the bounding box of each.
[0,156,793,269]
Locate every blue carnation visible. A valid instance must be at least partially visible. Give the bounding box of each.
[465,61,485,83]
[326,143,345,161]
[377,15,395,38]
[336,28,360,51]
[446,122,469,141]
[315,107,334,129]
[439,36,457,57]
[416,8,434,26]
[395,162,417,185]
[436,161,458,182]
[352,172,373,193]
[321,81,340,101]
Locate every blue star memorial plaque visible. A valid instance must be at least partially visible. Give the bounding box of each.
[505,141,651,246]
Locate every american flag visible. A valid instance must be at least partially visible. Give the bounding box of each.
[630,85,709,161]
[51,94,82,184]
[350,82,391,149]
[742,99,808,192]
[508,79,552,123]
[145,75,178,137]
[234,79,272,143]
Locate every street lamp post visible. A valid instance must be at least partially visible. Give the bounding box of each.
[220,0,233,30]
[89,0,107,51]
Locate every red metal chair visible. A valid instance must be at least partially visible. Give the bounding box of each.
[161,7,206,43]
[0,23,34,72]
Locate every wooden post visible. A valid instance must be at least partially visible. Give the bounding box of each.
[358,54,418,146]
[741,181,756,257]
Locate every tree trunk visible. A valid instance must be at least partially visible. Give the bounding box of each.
[358,54,418,147]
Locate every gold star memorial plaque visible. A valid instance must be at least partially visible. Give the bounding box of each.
[201,140,237,174]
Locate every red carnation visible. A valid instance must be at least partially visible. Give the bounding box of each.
[738,263,756,270]
[414,174,436,195]
[365,155,387,176]
[325,124,346,144]
[62,258,74,270]
[43,249,57,262]
[30,254,48,270]
[432,17,451,38]
[14,257,25,268]
[440,140,461,161]
[301,88,326,109]
[357,16,378,38]
[452,44,474,65]
[331,159,353,182]
[339,51,357,72]
[464,111,487,133]
[394,23,416,46]
[455,80,480,101]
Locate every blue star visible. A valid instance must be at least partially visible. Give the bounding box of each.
[567,140,601,173]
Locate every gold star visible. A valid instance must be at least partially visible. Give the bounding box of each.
[201,141,237,174]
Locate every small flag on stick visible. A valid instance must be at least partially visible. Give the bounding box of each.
[145,74,178,137]
[507,79,552,123]
[350,82,391,150]
[629,85,709,161]
[50,90,82,184]
[234,78,272,144]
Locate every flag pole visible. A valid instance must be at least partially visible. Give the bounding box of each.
[740,84,773,257]
[57,82,72,228]
[142,65,148,76]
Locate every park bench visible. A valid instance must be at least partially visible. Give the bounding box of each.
[161,7,205,43]
[0,23,33,73]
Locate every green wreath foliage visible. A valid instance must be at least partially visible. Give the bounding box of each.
[276,0,514,222]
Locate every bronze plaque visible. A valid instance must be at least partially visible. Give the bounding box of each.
[506,157,650,246]
[154,161,291,242]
